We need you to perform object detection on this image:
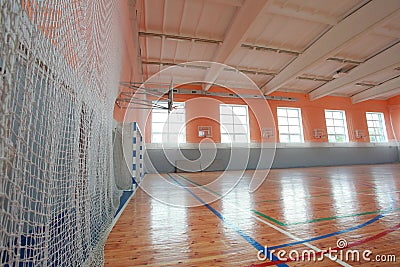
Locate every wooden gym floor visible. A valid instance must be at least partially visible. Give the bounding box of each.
[104,164,400,266]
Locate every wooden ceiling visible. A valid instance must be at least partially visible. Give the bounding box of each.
[135,0,400,103]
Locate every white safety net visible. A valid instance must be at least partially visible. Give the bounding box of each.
[113,124,134,190]
[1,0,122,266]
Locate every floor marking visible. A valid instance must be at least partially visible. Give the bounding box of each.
[114,190,134,217]
[249,177,385,199]
[269,215,382,249]
[165,173,288,267]
[253,208,400,227]
[174,173,352,267]
[246,221,400,267]
[106,182,142,237]
[252,210,285,226]
[283,208,400,226]
[255,193,334,204]
[176,173,396,228]
[175,173,286,226]
[254,189,380,204]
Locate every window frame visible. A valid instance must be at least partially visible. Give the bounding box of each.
[219,104,250,143]
[276,107,304,143]
[366,112,388,143]
[324,109,349,143]
[151,102,186,144]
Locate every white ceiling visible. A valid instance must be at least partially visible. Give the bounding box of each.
[136,0,400,103]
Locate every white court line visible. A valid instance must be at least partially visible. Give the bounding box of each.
[172,173,352,267]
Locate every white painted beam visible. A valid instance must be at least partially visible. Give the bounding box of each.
[203,0,271,90]
[263,0,400,94]
[127,0,144,82]
[160,36,165,62]
[309,42,400,100]
[352,76,400,103]
[160,0,167,61]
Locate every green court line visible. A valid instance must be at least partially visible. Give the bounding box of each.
[174,173,287,226]
[174,173,400,227]
[251,210,286,226]
[284,207,400,226]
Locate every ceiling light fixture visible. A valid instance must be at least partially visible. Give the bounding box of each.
[332,69,347,79]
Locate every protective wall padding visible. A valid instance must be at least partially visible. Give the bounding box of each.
[145,146,399,173]
[0,1,122,266]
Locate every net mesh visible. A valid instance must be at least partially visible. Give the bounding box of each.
[1,0,122,266]
[113,123,134,190]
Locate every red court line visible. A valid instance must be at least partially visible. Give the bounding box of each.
[246,222,400,267]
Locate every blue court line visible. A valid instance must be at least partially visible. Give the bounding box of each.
[114,190,134,217]
[175,173,387,253]
[166,173,288,267]
[270,214,383,249]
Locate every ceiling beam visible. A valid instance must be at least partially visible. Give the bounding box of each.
[160,0,167,62]
[262,0,400,94]
[309,42,400,100]
[142,60,277,76]
[202,0,271,91]
[352,76,400,103]
[298,75,333,82]
[206,0,244,7]
[327,57,363,65]
[139,31,222,44]
[241,43,301,56]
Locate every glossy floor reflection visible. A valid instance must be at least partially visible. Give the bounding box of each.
[104,164,400,266]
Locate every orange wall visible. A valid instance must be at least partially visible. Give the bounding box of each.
[113,0,148,132]
[115,84,397,143]
[168,89,275,143]
[185,97,221,143]
[268,92,394,143]
[387,95,400,141]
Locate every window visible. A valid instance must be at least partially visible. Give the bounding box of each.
[277,107,304,143]
[366,112,388,142]
[151,102,186,144]
[325,110,349,143]
[220,104,250,143]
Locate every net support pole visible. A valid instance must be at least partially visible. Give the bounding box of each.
[132,122,139,187]
[139,135,144,180]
